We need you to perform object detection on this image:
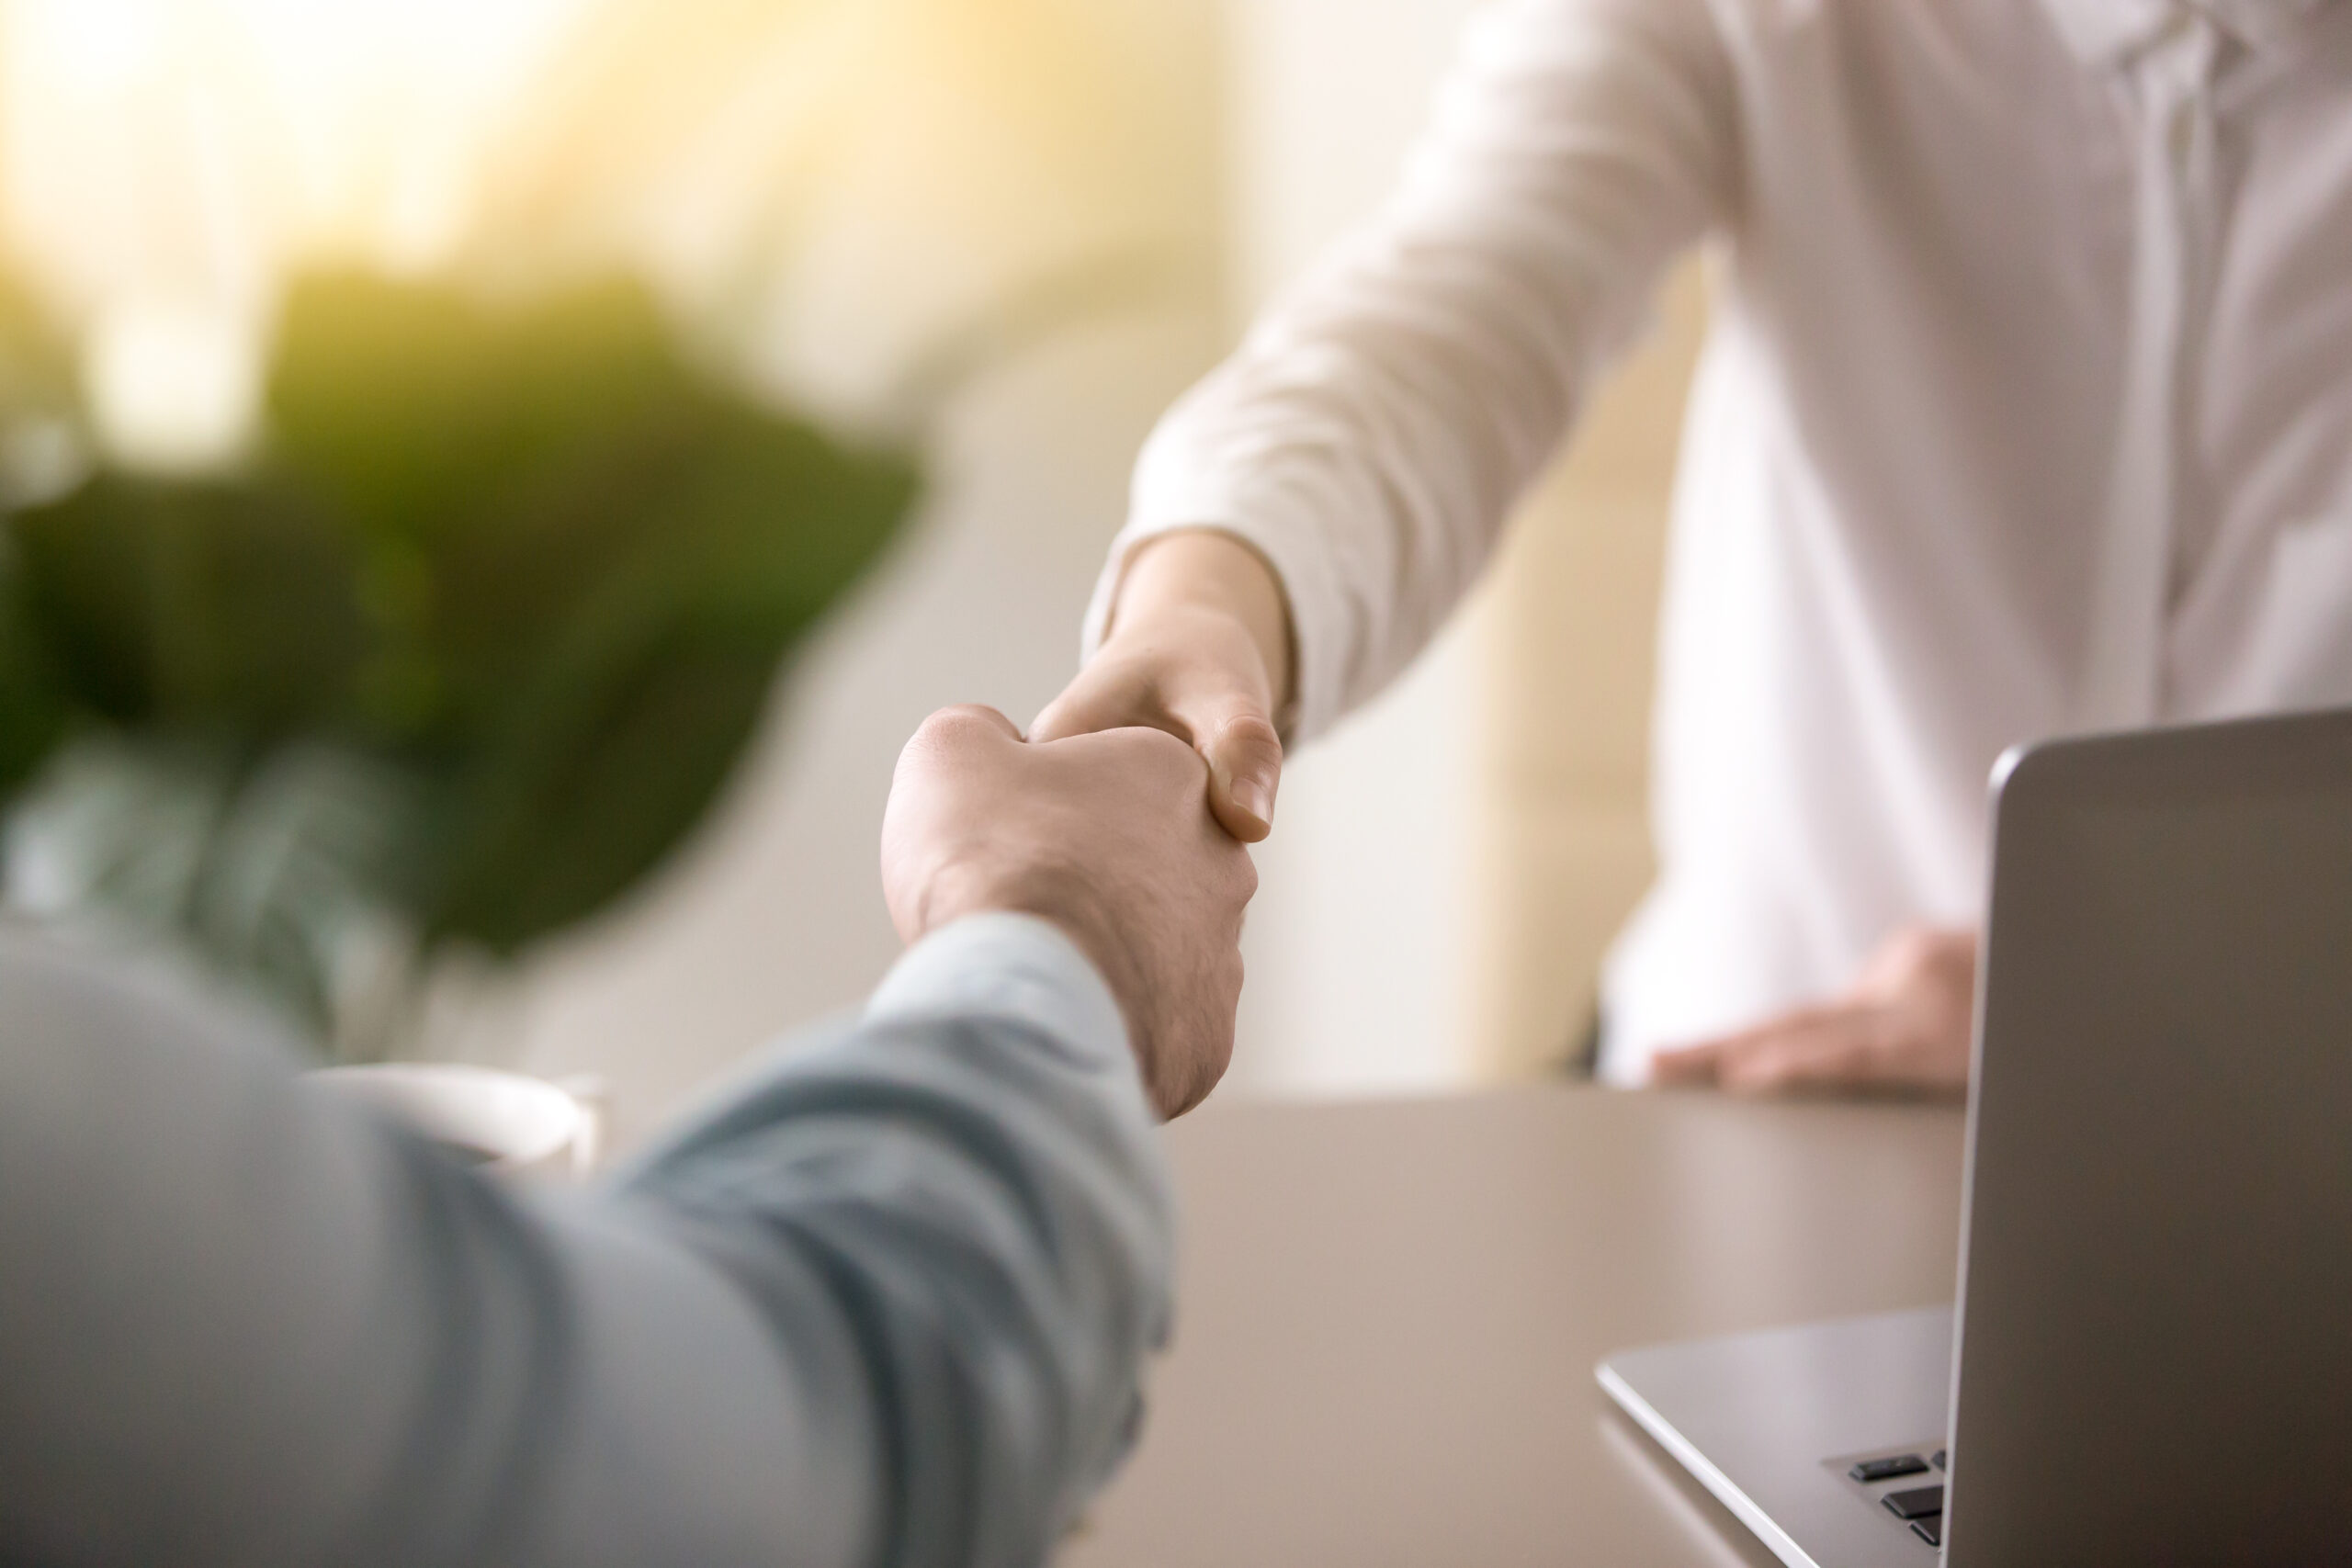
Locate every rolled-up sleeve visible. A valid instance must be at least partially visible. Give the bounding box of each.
[0,915,1169,1568]
[1087,0,1738,739]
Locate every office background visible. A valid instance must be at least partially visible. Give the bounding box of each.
[0,0,1701,1144]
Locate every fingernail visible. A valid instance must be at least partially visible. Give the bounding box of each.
[1231,774,1273,827]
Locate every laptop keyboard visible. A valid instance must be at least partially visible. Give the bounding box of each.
[1882,1483,1943,1520]
[1839,1446,1949,1548]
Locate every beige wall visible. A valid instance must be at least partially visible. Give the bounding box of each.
[1214,0,1490,1098]
[1465,262,1708,1081]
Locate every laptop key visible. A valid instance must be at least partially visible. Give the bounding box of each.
[1910,1516,1942,1547]
[1882,1483,1944,1521]
[1849,1454,1929,1483]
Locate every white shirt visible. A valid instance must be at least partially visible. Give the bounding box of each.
[1085,0,2352,1082]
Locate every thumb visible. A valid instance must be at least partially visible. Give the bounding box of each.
[1030,666,1157,747]
[897,704,1026,782]
[1646,1041,1722,1087]
[930,703,1024,743]
[1190,701,1284,842]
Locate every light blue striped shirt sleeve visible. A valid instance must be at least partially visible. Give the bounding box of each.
[865,911,1133,1070]
[0,914,1174,1568]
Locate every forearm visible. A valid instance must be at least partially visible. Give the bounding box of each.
[616,914,1173,1567]
[0,918,1170,1568]
[1093,0,1734,739]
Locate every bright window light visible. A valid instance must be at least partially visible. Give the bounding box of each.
[85,299,261,471]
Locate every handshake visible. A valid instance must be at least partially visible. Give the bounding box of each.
[881,705,1259,1119]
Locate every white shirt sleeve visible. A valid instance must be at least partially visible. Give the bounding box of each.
[1086,0,1738,739]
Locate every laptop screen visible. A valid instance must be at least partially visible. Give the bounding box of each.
[1946,711,2352,1564]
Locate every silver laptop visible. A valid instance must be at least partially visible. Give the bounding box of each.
[1598,710,2352,1565]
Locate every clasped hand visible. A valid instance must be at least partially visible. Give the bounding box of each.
[882,705,1258,1120]
[1032,533,1291,842]
[1650,927,1978,1096]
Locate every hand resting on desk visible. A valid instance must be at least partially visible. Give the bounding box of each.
[1650,926,1976,1097]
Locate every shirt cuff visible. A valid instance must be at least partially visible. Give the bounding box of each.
[865,913,1132,1072]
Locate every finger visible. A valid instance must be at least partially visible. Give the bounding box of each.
[907,704,1025,765]
[1032,665,1181,748]
[896,705,1025,788]
[1038,666,1282,840]
[1648,1041,1725,1087]
[927,703,1023,742]
[1713,1014,1883,1096]
[1652,1010,1840,1086]
[1193,706,1283,842]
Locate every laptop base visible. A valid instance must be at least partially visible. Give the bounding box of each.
[1598,1308,1951,1568]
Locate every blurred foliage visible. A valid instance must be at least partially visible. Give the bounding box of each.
[0,270,76,425]
[0,271,918,1050]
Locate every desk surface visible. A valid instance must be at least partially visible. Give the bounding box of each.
[1060,1085,1967,1568]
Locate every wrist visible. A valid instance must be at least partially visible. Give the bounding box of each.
[1113,531,1294,714]
[868,912,1133,1077]
[1097,599,1278,714]
[911,859,1148,1044]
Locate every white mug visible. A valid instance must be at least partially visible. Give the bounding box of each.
[311,1064,603,1181]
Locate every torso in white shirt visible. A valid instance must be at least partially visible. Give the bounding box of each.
[1095,0,2352,1082]
[1609,0,2352,1078]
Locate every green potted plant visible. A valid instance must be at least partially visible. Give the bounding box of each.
[0,267,918,1063]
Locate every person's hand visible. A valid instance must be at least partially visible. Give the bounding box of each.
[1032,531,1291,843]
[880,705,1258,1118]
[1649,927,1979,1097]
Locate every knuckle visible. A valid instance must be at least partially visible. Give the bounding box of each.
[1125,723,1211,782]
[1885,927,1948,976]
[921,703,995,734]
[908,705,1013,758]
[1215,709,1283,756]
[1231,851,1261,900]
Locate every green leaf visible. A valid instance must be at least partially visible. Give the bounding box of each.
[0,528,68,795]
[260,269,921,953]
[0,265,922,1049]
[6,476,371,738]
[421,412,918,951]
[424,626,780,952]
[266,270,698,554]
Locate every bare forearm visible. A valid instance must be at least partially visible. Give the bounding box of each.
[1107,0,1734,740]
